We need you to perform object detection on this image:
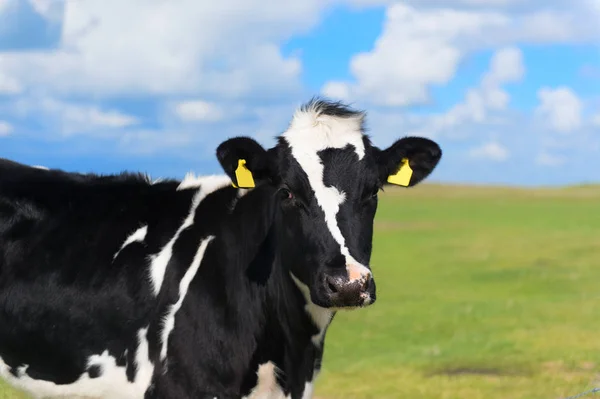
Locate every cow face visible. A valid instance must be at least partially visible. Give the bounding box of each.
[217,99,441,309]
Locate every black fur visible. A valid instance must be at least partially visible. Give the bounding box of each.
[300,97,364,119]
[376,136,442,187]
[0,98,442,399]
[216,137,275,187]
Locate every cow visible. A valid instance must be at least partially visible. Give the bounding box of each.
[0,98,442,399]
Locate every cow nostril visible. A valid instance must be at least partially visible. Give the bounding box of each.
[326,276,340,294]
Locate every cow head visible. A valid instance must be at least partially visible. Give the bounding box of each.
[217,99,441,309]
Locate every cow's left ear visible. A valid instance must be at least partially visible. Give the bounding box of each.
[376,137,442,187]
[216,136,275,188]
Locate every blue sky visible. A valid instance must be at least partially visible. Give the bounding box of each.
[0,0,599,186]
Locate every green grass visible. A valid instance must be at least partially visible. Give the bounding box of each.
[3,184,600,398]
[316,184,600,399]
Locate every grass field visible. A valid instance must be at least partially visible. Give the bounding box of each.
[3,184,600,399]
[316,184,600,399]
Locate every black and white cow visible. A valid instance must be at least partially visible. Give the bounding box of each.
[0,99,442,399]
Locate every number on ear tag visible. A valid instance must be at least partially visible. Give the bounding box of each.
[387,158,413,187]
[232,159,255,188]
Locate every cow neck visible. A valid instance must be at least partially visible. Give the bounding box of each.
[254,217,333,395]
[225,185,333,395]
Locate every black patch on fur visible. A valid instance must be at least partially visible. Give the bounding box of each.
[300,96,364,119]
[88,364,102,379]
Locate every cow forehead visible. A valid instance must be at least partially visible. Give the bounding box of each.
[279,101,367,266]
[282,106,366,161]
[281,104,368,191]
[279,104,380,200]
[319,146,378,190]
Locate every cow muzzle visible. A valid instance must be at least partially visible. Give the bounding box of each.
[324,263,375,308]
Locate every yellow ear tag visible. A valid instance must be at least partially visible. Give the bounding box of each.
[232,159,255,189]
[387,158,413,187]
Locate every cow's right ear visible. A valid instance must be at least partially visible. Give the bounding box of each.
[216,137,274,188]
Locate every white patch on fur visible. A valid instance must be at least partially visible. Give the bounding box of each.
[282,105,369,272]
[290,274,333,346]
[237,187,250,198]
[287,104,366,160]
[149,175,230,295]
[242,362,288,399]
[177,173,231,191]
[301,382,314,399]
[31,165,49,170]
[160,236,214,361]
[113,225,148,260]
[0,327,154,399]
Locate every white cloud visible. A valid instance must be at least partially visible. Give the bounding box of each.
[592,112,600,127]
[0,0,9,14]
[0,0,338,98]
[343,0,395,6]
[116,101,300,156]
[535,87,583,133]
[465,46,525,113]
[117,130,195,155]
[56,105,138,133]
[381,46,524,140]
[536,151,567,166]
[0,0,597,184]
[28,0,63,21]
[322,82,351,102]
[0,70,21,94]
[174,101,224,122]
[323,4,509,106]
[483,46,525,87]
[469,141,509,161]
[0,0,16,36]
[403,0,564,8]
[322,2,598,107]
[10,96,138,136]
[0,120,12,136]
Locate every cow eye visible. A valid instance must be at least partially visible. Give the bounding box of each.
[279,188,294,201]
[363,186,380,203]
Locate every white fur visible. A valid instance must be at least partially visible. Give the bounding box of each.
[301,382,314,399]
[283,107,373,286]
[0,327,154,399]
[242,362,289,399]
[240,360,313,399]
[287,105,366,160]
[290,274,333,346]
[31,165,49,170]
[159,236,214,361]
[149,175,230,295]
[240,356,314,399]
[177,173,230,191]
[113,225,148,260]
